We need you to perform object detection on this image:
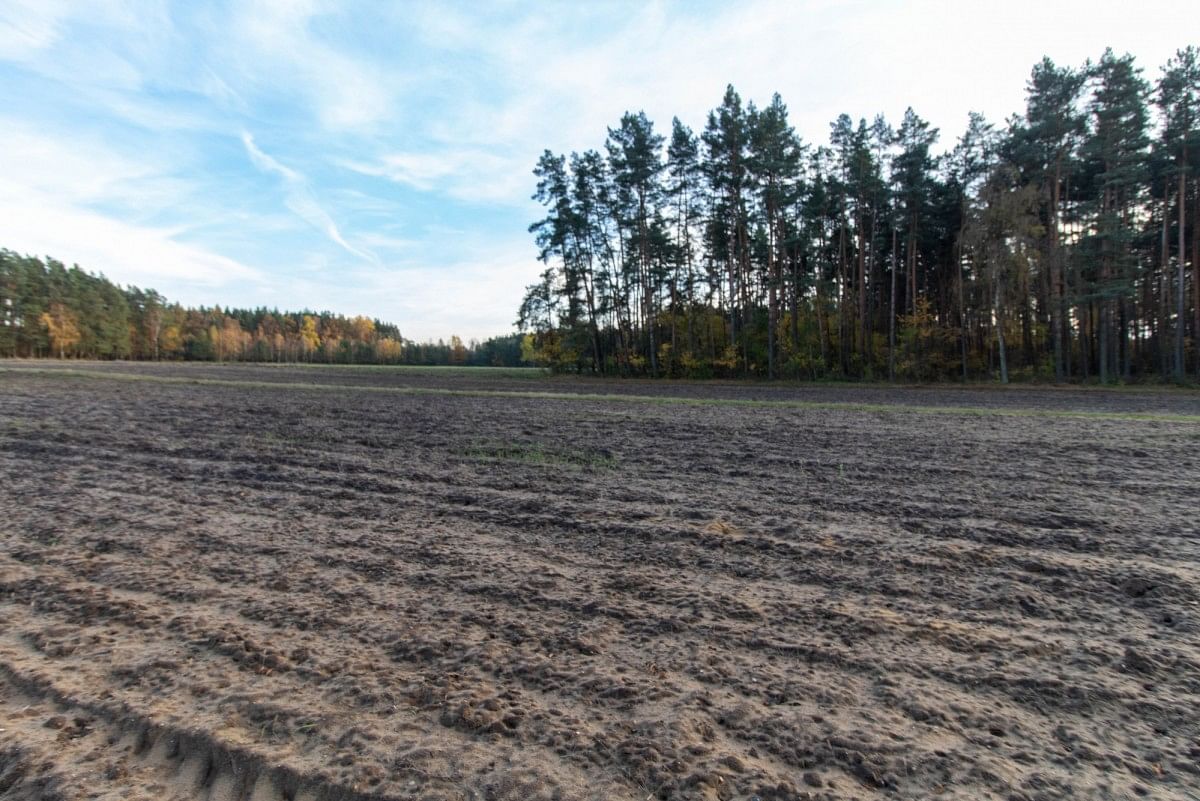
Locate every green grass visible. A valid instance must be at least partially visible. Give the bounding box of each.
[248,362,549,379]
[459,440,618,470]
[3,366,1199,424]
[0,417,60,434]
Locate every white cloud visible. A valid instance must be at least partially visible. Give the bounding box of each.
[380,244,542,340]
[0,0,70,61]
[274,240,542,341]
[0,118,265,297]
[241,131,376,263]
[393,0,1187,166]
[0,187,263,290]
[227,0,394,131]
[342,149,528,204]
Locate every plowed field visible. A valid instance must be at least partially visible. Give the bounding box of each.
[1,363,1198,801]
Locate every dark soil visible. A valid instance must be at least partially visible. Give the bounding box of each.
[1,363,1197,800]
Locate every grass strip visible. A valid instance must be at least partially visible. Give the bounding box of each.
[3,367,1199,424]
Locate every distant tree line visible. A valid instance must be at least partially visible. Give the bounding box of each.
[519,47,1200,382]
[0,250,525,366]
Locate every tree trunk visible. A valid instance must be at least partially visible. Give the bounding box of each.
[1022,284,1034,372]
[857,217,867,368]
[1099,185,1110,384]
[767,199,778,380]
[1194,175,1200,378]
[889,226,897,382]
[837,220,848,375]
[957,232,967,382]
[1162,197,1172,378]
[995,270,1009,385]
[908,224,917,316]
[726,245,737,354]
[1176,163,1187,379]
[790,254,800,360]
[1120,297,1131,380]
[1050,165,1065,381]
[816,276,829,372]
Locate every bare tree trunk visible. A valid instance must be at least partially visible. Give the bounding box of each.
[1050,166,1065,381]
[1022,273,1034,372]
[1120,297,1131,380]
[889,226,897,382]
[837,220,848,375]
[1099,185,1110,384]
[1194,175,1200,379]
[857,218,867,367]
[639,203,657,378]
[867,207,878,370]
[993,254,1008,385]
[816,276,829,372]
[1099,301,1109,383]
[1176,164,1187,379]
[767,200,778,380]
[1162,197,1172,378]
[996,312,1009,384]
[790,254,800,360]
[956,232,967,382]
[726,246,737,353]
[738,218,751,373]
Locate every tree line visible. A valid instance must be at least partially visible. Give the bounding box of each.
[519,47,1200,382]
[0,250,524,366]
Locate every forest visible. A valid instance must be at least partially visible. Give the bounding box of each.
[0,250,524,367]
[519,47,1200,382]
[5,47,1198,384]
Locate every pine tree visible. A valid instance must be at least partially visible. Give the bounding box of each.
[747,94,803,378]
[1019,58,1086,380]
[1087,49,1150,381]
[1158,47,1200,378]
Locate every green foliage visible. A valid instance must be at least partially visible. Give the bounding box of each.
[0,250,531,367]
[896,298,958,381]
[518,46,1200,383]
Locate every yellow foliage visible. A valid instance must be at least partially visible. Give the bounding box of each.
[657,341,673,375]
[349,315,375,343]
[375,337,402,361]
[160,325,183,355]
[300,315,320,354]
[523,330,578,370]
[41,303,81,358]
[520,333,538,364]
[897,298,958,380]
[713,345,738,371]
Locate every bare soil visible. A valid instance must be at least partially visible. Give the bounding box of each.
[1,363,1198,801]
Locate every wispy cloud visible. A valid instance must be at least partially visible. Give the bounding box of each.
[226,0,394,131]
[0,0,1188,341]
[0,117,265,295]
[0,0,70,61]
[241,131,376,264]
[1,189,265,289]
[341,149,527,204]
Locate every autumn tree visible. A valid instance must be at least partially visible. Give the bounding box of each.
[41,303,81,358]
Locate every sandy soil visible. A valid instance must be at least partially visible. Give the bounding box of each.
[1,363,1198,801]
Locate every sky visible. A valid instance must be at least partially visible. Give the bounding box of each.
[0,0,1191,341]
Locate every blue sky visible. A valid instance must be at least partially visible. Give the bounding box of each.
[0,1,1186,340]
